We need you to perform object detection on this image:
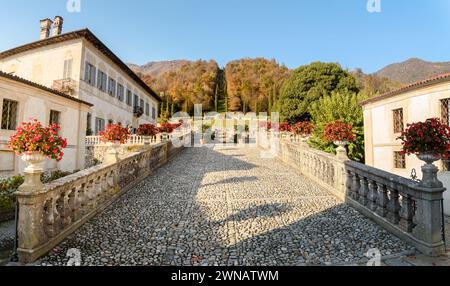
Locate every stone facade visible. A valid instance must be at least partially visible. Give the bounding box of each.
[0,74,91,175]
[361,78,450,215]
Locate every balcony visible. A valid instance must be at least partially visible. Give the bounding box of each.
[133,106,144,118]
[52,78,76,95]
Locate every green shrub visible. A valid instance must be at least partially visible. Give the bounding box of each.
[0,175,24,211]
[309,91,367,162]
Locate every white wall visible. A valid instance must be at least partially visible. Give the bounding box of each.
[0,77,89,175]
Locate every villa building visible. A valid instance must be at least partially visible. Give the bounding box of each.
[0,16,161,135]
[0,71,92,175]
[361,73,450,214]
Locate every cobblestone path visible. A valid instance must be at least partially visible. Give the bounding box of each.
[39,147,415,266]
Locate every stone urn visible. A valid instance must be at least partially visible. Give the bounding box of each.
[21,151,46,173]
[160,133,170,142]
[334,141,349,160]
[104,141,121,164]
[417,152,443,188]
[19,151,47,192]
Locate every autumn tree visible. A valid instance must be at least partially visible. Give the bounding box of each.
[225,58,290,113]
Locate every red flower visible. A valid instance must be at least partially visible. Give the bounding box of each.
[323,120,355,143]
[8,119,68,161]
[398,118,450,157]
[100,124,130,144]
[292,122,314,136]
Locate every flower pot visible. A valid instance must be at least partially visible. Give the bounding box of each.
[417,152,443,188]
[160,133,170,142]
[21,151,47,173]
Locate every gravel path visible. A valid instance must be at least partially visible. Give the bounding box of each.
[38,147,415,266]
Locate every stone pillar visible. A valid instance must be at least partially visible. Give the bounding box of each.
[411,184,446,256]
[16,173,46,263]
[336,145,348,160]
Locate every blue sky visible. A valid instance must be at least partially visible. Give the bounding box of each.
[0,0,449,73]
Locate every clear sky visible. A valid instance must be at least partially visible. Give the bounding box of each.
[0,0,449,73]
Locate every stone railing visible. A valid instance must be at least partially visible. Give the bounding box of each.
[278,139,347,200]
[265,133,446,256]
[85,135,158,147]
[345,160,446,256]
[15,132,191,263]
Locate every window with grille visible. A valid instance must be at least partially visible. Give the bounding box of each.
[1,99,18,130]
[441,98,450,125]
[140,99,144,109]
[49,110,60,125]
[393,108,404,133]
[394,151,406,169]
[152,106,156,120]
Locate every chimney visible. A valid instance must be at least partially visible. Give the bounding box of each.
[39,18,53,40]
[51,16,64,37]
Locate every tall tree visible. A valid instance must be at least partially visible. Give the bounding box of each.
[279,62,360,123]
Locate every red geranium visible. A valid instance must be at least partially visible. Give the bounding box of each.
[8,119,68,161]
[292,121,314,136]
[279,122,292,132]
[159,122,175,134]
[398,118,450,157]
[99,124,130,144]
[137,124,159,136]
[324,120,355,143]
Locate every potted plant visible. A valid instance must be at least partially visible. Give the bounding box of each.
[99,124,130,164]
[158,122,174,142]
[323,120,355,159]
[292,121,314,142]
[398,118,450,188]
[137,124,159,144]
[9,119,68,172]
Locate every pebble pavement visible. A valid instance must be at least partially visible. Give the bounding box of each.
[37,146,415,266]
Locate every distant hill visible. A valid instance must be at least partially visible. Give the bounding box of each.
[129,60,192,77]
[375,58,450,84]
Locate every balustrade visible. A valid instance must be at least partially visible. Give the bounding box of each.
[16,132,191,263]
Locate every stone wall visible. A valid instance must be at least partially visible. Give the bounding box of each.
[15,132,191,263]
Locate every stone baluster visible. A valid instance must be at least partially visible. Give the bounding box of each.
[386,187,401,225]
[351,173,360,201]
[367,179,378,211]
[43,198,56,238]
[359,176,369,206]
[376,183,389,218]
[399,194,415,233]
[346,170,354,198]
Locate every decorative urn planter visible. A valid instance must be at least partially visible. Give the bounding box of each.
[104,141,121,164]
[21,151,46,173]
[160,133,170,142]
[417,152,443,188]
[334,141,349,160]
